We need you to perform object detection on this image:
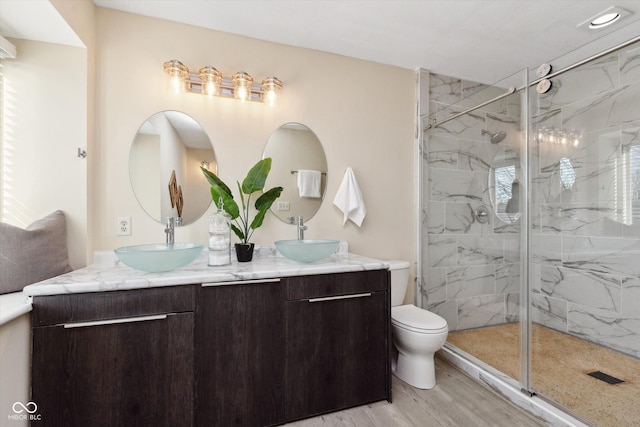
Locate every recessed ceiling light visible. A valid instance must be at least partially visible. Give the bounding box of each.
[577,6,631,31]
[589,12,620,28]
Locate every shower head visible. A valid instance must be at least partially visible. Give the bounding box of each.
[481,129,507,144]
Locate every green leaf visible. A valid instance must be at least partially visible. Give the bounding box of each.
[200,167,233,196]
[255,186,284,211]
[237,181,247,213]
[230,223,245,243]
[210,184,239,219]
[202,158,282,244]
[241,158,272,194]
[251,187,284,230]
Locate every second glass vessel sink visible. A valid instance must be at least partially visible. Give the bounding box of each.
[275,239,340,263]
[114,243,203,272]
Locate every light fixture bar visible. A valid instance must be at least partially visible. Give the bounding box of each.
[164,60,282,104]
[185,74,279,103]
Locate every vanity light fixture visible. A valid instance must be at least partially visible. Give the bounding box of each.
[199,66,222,96]
[232,71,253,103]
[261,77,283,107]
[164,59,189,94]
[163,60,283,105]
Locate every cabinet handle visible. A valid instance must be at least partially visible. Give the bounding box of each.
[63,314,168,329]
[202,278,281,287]
[308,293,372,303]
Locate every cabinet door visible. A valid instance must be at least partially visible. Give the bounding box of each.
[195,280,285,427]
[286,290,389,421]
[32,312,194,427]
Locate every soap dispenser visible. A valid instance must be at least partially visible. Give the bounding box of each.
[208,199,231,266]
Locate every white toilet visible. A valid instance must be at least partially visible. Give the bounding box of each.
[389,260,448,389]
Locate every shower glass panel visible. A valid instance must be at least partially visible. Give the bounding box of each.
[421,24,640,426]
[527,35,640,425]
[420,69,529,390]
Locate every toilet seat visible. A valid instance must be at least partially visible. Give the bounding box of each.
[391,304,448,334]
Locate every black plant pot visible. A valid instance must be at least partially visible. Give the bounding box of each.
[235,243,255,262]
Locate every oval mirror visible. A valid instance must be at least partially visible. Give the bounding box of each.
[129,111,216,225]
[263,123,327,223]
[489,148,521,223]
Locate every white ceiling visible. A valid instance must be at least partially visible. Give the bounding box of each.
[0,0,83,47]
[92,0,640,84]
[1,1,639,84]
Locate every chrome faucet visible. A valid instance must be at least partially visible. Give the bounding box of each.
[289,216,307,240]
[165,217,183,244]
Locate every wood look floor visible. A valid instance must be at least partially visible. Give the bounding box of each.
[286,356,546,427]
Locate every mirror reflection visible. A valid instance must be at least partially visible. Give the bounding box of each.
[489,148,521,223]
[129,111,216,225]
[263,123,327,223]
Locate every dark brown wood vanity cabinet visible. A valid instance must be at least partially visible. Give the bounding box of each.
[30,270,390,426]
[195,279,286,427]
[284,270,391,421]
[30,286,195,427]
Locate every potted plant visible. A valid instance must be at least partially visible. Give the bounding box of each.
[201,158,283,262]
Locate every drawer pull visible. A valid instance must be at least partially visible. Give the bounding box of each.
[308,293,372,303]
[202,278,281,287]
[63,314,168,329]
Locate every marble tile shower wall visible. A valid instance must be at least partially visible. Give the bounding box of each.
[530,43,640,358]
[422,42,640,359]
[421,72,523,332]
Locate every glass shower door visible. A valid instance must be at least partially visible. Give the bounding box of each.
[420,68,530,389]
[527,35,640,425]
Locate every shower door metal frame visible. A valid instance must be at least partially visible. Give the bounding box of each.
[424,34,640,132]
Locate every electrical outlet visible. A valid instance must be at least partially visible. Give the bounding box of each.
[117,216,131,236]
[277,201,290,211]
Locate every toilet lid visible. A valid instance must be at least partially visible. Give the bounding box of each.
[392,304,448,333]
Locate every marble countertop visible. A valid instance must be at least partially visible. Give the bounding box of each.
[23,246,389,297]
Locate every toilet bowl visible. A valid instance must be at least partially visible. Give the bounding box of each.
[388,261,448,389]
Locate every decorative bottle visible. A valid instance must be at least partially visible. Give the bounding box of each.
[208,199,231,266]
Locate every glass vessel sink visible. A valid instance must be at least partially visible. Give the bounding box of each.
[114,243,203,272]
[275,239,340,263]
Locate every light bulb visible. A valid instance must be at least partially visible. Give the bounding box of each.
[237,86,248,102]
[232,71,253,103]
[261,77,282,106]
[199,66,222,97]
[164,60,189,94]
[205,81,216,96]
[265,89,277,106]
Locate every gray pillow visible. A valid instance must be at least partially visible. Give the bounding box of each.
[0,210,73,294]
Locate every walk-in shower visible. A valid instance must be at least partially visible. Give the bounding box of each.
[419,25,640,426]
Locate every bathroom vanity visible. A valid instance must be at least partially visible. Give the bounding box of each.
[24,249,390,426]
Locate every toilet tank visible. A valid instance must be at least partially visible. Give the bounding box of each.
[388,260,410,307]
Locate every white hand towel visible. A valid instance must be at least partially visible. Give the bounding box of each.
[297,170,322,198]
[333,167,366,227]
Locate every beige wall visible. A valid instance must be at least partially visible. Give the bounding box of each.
[94,9,416,298]
[51,0,96,264]
[1,38,87,270]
